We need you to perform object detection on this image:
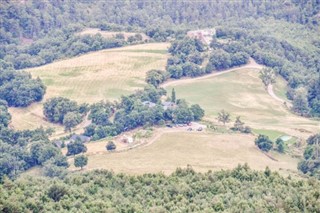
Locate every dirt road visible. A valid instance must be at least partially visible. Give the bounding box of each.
[161,58,290,108]
[161,58,263,87]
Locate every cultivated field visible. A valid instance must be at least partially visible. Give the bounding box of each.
[69,132,299,176]
[164,68,320,140]
[9,43,169,131]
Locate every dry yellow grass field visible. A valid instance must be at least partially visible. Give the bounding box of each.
[26,42,169,103]
[69,132,299,175]
[165,68,320,140]
[9,43,169,132]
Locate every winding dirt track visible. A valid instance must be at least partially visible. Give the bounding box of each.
[161,58,263,87]
[161,58,288,106]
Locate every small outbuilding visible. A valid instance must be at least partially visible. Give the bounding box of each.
[70,134,91,143]
[162,101,176,110]
[121,135,134,144]
[142,101,156,108]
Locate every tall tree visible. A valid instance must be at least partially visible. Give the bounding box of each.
[66,140,87,156]
[74,155,88,170]
[217,110,231,126]
[255,135,273,152]
[292,87,309,116]
[259,67,276,87]
[233,116,245,131]
[63,112,82,132]
[171,88,176,103]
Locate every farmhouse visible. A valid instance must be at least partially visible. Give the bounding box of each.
[70,134,91,143]
[187,29,215,45]
[53,140,63,148]
[142,101,156,108]
[162,101,177,110]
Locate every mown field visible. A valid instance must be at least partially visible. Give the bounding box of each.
[165,68,319,140]
[69,132,299,176]
[9,43,169,132]
[26,42,169,103]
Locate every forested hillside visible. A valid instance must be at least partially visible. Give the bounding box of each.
[1,0,319,69]
[1,165,320,212]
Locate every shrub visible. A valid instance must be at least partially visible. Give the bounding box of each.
[255,135,273,152]
[106,141,116,151]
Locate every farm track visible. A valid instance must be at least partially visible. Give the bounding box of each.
[161,58,289,107]
[86,123,206,155]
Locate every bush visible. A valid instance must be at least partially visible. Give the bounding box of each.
[243,126,252,134]
[106,141,116,151]
[255,135,273,152]
[66,140,87,156]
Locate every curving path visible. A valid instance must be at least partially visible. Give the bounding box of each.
[161,58,289,106]
[161,58,263,87]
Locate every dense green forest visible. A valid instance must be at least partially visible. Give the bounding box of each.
[1,165,320,212]
[1,0,319,69]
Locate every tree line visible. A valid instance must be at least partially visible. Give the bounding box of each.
[1,165,319,212]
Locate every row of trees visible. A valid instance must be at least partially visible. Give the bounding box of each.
[1,165,320,212]
[84,86,205,141]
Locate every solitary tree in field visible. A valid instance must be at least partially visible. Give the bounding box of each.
[233,116,244,131]
[259,67,276,87]
[66,139,87,156]
[106,141,116,151]
[255,135,273,152]
[145,69,166,87]
[74,155,88,170]
[217,110,231,126]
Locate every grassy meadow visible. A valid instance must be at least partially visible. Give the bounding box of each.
[26,42,169,103]
[165,68,319,140]
[9,43,169,131]
[69,132,299,175]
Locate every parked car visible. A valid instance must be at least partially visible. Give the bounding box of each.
[197,127,203,131]
[166,124,173,128]
[187,127,192,131]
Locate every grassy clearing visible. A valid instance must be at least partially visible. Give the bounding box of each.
[165,68,319,140]
[8,103,64,133]
[70,132,299,175]
[9,43,169,131]
[253,129,285,141]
